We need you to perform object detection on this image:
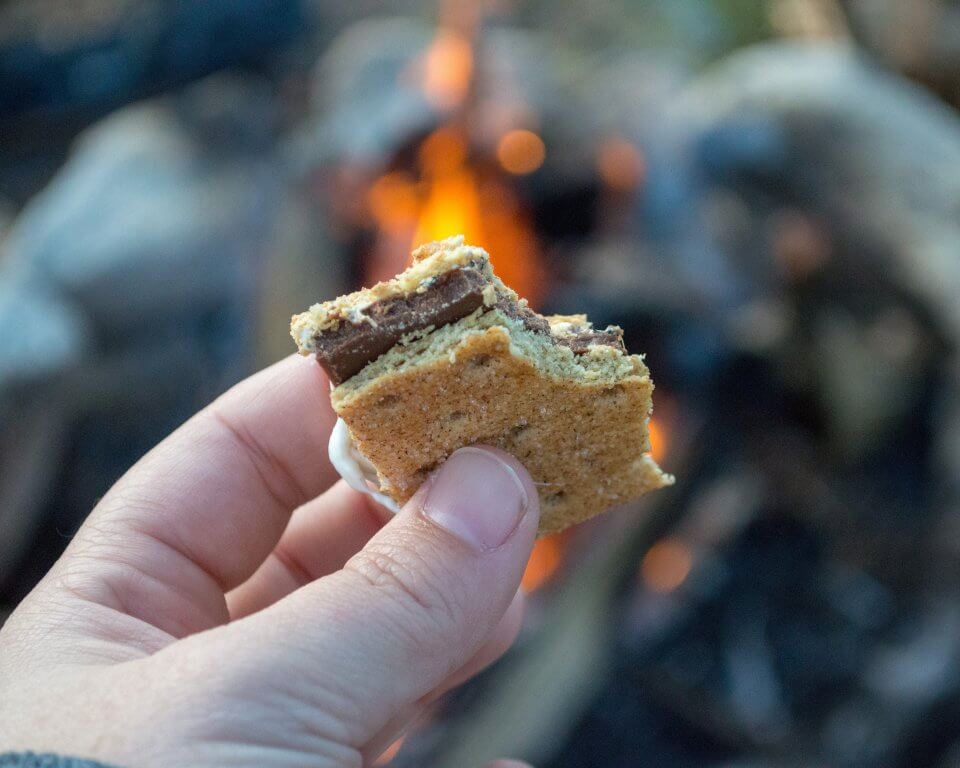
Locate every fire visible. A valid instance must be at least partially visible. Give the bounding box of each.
[418,125,469,173]
[365,129,546,303]
[648,418,667,463]
[367,172,420,235]
[374,736,404,766]
[404,125,546,305]
[365,8,547,305]
[420,28,474,110]
[522,534,564,592]
[412,167,485,247]
[412,128,485,249]
[597,137,646,191]
[641,538,692,594]
[477,178,545,306]
[497,129,546,175]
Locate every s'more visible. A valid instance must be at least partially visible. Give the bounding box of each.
[291,236,673,535]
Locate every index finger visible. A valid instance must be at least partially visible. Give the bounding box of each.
[60,354,341,635]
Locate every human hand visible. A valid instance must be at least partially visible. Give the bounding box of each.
[0,356,539,767]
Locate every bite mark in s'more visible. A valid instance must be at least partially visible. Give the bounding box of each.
[291,236,673,535]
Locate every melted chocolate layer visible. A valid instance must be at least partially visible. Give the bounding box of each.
[556,327,625,354]
[313,268,487,384]
[494,295,551,336]
[314,269,625,384]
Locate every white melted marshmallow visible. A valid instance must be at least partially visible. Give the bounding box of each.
[328,418,402,514]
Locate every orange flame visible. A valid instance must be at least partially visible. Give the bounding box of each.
[411,167,485,247]
[522,534,564,592]
[597,137,646,191]
[497,129,546,175]
[406,127,546,306]
[374,736,404,766]
[412,128,485,249]
[368,172,420,235]
[421,29,474,110]
[641,538,692,594]
[368,0,546,299]
[648,418,667,463]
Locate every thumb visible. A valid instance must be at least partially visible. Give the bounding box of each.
[203,445,539,750]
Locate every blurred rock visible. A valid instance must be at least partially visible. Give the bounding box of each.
[5,72,283,333]
[0,279,86,391]
[681,41,960,343]
[0,0,307,115]
[0,72,287,604]
[0,395,70,593]
[0,280,85,589]
[301,17,436,167]
[842,0,960,107]
[646,42,960,493]
[865,601,960,706]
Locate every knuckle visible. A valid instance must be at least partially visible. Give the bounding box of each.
[345,540,466,639]
[208,407,311,512]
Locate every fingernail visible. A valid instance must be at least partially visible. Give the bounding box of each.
[421,447,529,550]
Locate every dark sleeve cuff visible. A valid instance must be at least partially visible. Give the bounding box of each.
[0,754,118,768]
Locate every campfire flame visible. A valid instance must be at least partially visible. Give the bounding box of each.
[497,129,546,175]
[522,534,565,592]
[367,172,420,236]
[597,136,646,191]
[374,736,404,766]
[420,29,474,110]
[648,418,667,463]
[364,1,548,304]
[410,125,546,305]
[641,537,692,594]
[365,123,546,304]
[416,0,480,112]
[412,128,486,250]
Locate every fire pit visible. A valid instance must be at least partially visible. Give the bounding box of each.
[5,3,960,767]
[296,9,960,768]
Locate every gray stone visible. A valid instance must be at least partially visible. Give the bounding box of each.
[0,278,86,389]
[5,76,282,329]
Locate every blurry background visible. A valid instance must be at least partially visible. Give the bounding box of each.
[3,0,960,765]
